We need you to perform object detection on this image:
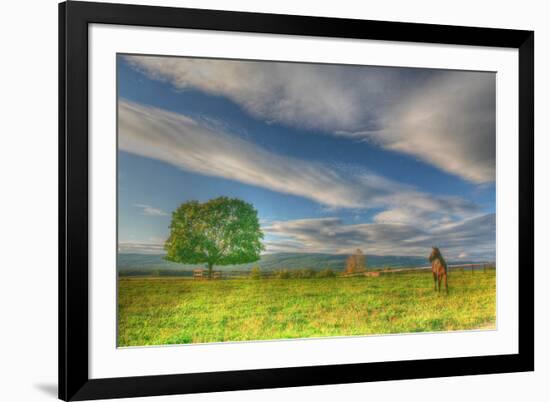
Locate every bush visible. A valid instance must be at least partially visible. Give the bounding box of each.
[273,269,291,279]
[250,266,262,279]
[317,268,336,278]
[271,268,336,279]
[292,268,316,279]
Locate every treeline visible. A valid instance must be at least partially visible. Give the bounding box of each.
[118,264,496,279]
[119,267,340,278]
[119,269,193,277]
[250,267,337,279]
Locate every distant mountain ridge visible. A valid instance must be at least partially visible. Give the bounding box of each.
[117,252,477,274]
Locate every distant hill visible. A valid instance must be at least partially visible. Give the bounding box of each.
[117,252,445,275]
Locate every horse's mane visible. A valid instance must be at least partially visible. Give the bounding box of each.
[430,247,447,269]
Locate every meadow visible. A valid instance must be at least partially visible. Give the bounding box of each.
[117,269,496,346]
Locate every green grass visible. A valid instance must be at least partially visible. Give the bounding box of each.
[117,269,496,346]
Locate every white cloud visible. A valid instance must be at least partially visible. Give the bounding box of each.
[119,100,384,209]
[124,56,370,132]
[133,203,168,216]
[359,73,496,183]
[125,55,495,183]
[118,241,165,254]
[264,214,495,260]
[373,203,471,229]
[119,100,480,223]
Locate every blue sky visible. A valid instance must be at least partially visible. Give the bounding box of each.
[117,55,496,260]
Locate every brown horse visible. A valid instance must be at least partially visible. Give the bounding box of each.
[429,247,448,294]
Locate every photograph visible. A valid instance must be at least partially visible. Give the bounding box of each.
[116,54,497,347]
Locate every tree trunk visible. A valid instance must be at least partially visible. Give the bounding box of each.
[207,262,213,279]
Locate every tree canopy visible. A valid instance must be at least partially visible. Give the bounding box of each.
[164,197,264,277]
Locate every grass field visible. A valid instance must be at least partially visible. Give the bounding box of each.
[117,269,496,346]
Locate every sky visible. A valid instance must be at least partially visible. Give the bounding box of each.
[117,54,496,261]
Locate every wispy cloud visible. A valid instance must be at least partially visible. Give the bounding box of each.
[133,203,168,216]
[264,214,495,260]
[125,55,495,183]
[118,240,165,254]
[119,100,480,222]
[119,100,380,209]
[352,73,496,183]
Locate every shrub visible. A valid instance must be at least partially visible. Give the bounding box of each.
[291,269,302,279]
[317,268,336,278]
[288,268,316,279]
[250,266,262,279]
[273,269,291,279]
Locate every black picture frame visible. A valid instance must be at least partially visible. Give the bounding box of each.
[59,1,534,400]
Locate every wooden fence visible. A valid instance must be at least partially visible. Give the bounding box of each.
[190,263,494,280]
[193,269,223,279]
[382,263,493,274]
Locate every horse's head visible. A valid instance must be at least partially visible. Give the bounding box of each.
[428,247,440,262]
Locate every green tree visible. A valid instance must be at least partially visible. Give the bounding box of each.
[164,197,264,278]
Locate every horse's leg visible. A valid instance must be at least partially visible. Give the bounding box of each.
[437,273,441,292]
[433,272,437,291]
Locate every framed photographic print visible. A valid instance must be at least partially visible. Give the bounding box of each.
[59,1,534,400]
